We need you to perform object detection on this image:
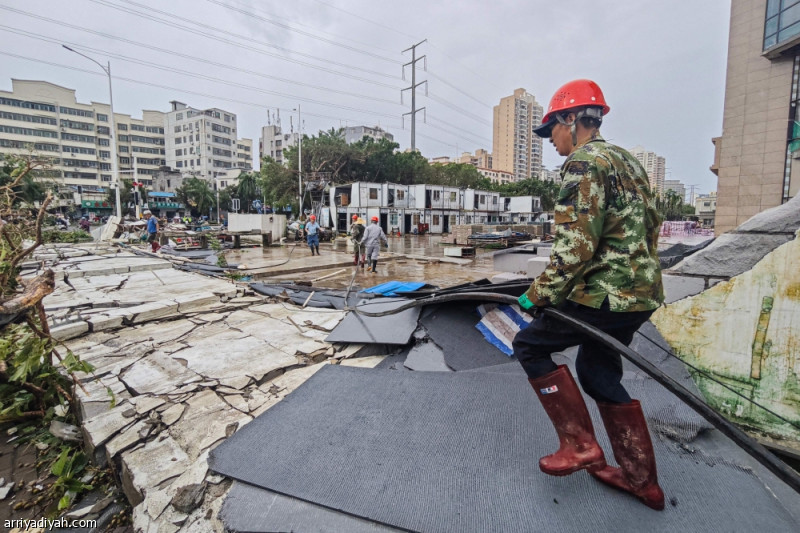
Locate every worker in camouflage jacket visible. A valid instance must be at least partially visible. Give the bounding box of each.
[512,79,666,511]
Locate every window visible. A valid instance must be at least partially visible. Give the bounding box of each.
[397,190,405,199]
[412,214,420,225]
[102,175,112,182]
[433,215,440,225]
[119,145,129,152]
[0,97,55,112]
[176,137,182,144]
[99,150,110,158]
[59,106,94,118]
[120,157,130,165]
[97,126,110,135]
[176,149,183,156]
[100,163,111,171]
[131,124,145,131]
[493,196,498,204]
[480,195,486,204]
[449,192,457,201]
[97,113,108,122]
[176,113,183,120]
[764,0,800,49]
[0,111,57,125]
[98,138,110,146]
[369,188,378,200]
[118,123,128,130]
[174,126,181,133]
[60,119,94,131]
[433,190,441,201]
[119,135,129,142]
[390,214,398,225]
[177,161,183,168]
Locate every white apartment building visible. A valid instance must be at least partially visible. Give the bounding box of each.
[629,145,666,195]
[477,167,514,185]
[235,138,252,170]
[259,124,299,165]
[541,167,562,184]
[343,125,394,144]
[0,79,165,191]
[493,89,543,181]
[165,101,238,180]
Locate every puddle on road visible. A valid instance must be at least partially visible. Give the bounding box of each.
[224,235,504,290]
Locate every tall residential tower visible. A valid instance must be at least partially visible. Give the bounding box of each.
[492,89,543,181]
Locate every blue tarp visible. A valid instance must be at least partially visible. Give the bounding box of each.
[148,191,176,198]
[361,280,426,297]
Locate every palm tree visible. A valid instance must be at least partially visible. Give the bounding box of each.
[176,177,215,217]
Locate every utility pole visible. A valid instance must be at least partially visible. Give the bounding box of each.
[686,184,699,206]
[294,105,303,218]
[402,40,428,152]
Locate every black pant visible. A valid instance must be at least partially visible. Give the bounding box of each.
[512,299,653,404]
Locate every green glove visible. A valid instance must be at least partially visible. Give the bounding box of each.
[518,293,534,310]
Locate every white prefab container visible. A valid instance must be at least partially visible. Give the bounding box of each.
[228,213,287,237]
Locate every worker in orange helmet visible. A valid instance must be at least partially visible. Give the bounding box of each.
[304,214,320,255]
[361,215,387,273]
[512,79,665,510]
[348,214,366,268]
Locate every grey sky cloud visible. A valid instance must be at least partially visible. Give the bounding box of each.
[0,0,730,194]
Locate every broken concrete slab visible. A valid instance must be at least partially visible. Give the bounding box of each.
[121,435,192,506]
[81,401,136,458]
[105,419,153,460]
[160,403,187,427]
[167,390,251,461]
[50,321,90,341]
[119,351,200,395]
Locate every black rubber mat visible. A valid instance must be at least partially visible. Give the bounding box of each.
[326,299,421,345]
[419,303,514,370]
[221,481,401,533]
[210,365,800,533]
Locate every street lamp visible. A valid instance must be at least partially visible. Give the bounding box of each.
[62,45,122,220]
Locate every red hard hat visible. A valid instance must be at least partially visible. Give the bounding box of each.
[371,216,378,222]
[310,215,316,220]
[536,79,610,137]
[352,214,358,220]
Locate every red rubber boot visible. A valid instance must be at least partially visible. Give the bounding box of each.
[530,365,607,476]
[591,400,665,510]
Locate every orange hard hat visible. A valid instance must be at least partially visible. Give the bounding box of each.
[352,214,358,220]
[310,215,316,220]
[371,216,378,222]
[535,79,610,138]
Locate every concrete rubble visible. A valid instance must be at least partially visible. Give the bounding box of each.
[23,243,386,532]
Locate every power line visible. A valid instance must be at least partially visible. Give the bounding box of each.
[100,0,400,81]
[0,4,403,91]
[203,0,401,65]
[427,114,491,145]
[425,93,491,126]
[0,26,401,107]
[427,69,492,110]
[3,49,494,155]
[310,0,421,41]
[223,0,399,55]
[0,51,403,128]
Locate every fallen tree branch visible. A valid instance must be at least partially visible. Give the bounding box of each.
[0,269,55,316]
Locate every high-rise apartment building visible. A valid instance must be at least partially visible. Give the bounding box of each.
[343,125,393,145]
[259,124,299,165]
[165,101,238,180]
[492,89,543,181]
[712,0,800,235]
[0,79,165,188]
[629,145,666,195]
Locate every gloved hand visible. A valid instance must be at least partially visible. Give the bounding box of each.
[383,242,388,249]
[518,293,545,318]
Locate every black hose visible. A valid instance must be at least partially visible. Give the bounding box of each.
[351,291,800,494]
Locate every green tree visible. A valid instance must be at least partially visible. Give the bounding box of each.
[258,156,299,214]
[236,172,259,213]
[176,177,215,217]
[655,189,684,221]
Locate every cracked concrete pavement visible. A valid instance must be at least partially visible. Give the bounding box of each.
[22,243,388,532]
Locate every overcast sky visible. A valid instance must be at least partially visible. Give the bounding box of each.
[0,0,730,195]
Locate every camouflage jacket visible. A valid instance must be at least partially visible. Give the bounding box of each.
[521,133,664,312]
